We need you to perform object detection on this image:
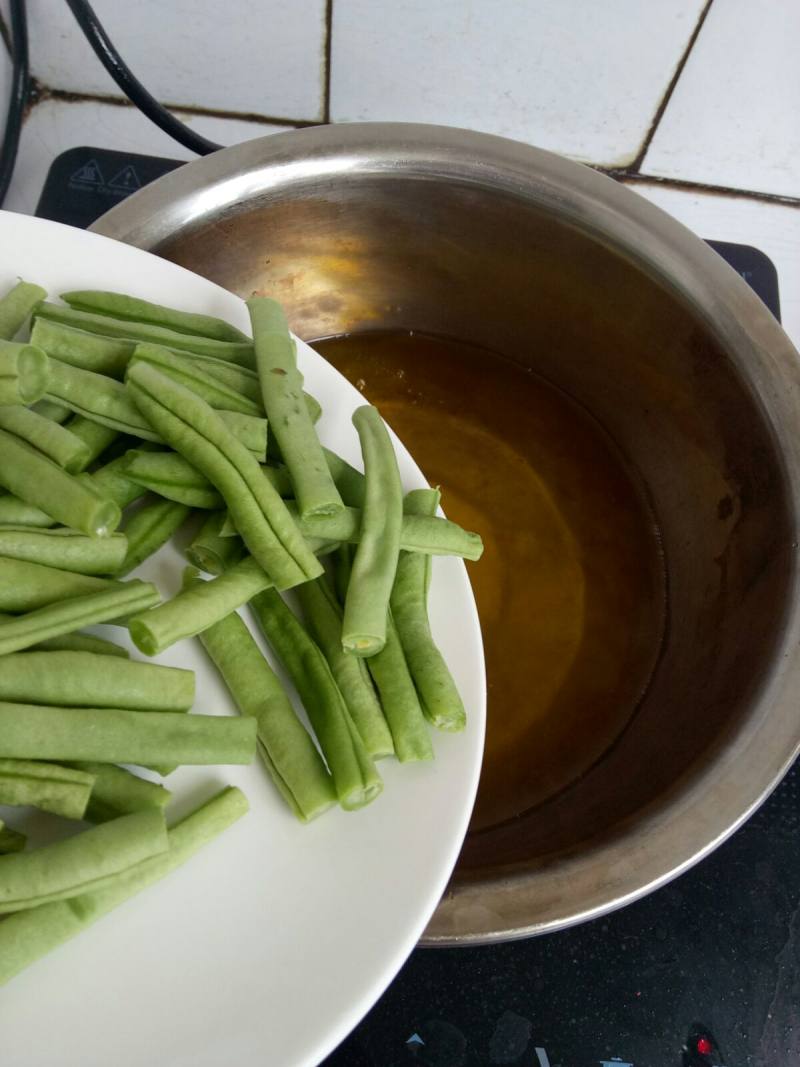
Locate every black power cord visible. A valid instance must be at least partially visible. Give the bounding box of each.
[64,0,221,156]
[0,0,30,209]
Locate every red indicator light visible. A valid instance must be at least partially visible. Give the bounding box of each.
[696,1036,712,1056]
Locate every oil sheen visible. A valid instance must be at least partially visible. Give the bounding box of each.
[316,332,666,833]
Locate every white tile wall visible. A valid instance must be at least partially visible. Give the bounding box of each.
[24,0,326,122]
[643,1,800,199]
[330,0,708,167]
[628,180,800,351]
[2,98,290,216]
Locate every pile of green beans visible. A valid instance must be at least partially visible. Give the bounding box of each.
[0,278,482,988]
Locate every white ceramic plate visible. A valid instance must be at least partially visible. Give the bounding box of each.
[0,211,485,1067]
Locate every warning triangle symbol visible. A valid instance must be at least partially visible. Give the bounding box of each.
[70,159,105,185]
[108,165,142,192]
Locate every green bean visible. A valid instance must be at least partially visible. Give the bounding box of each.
[0,821,25,854]
[185,510,245,575]
[0,580,160,655]
[0,557,115,611]
[323,447,366,508]
[0,808,168,914]
[331,543,353,605]
[390,488,466,731]
[66,762,171,823]
[0,496,53,527]
[251,588,382,811]
[35,302,256,367]
[116,497,191,576]
[127,362,320,589]
[189,575,335,821]
[0,340,49,405]
[342,406,403,657]
[0,786,247,987]
[63,415,120,469]
[90,451,149,509]
[292,503,484,559]
[0,650,194,710]
[366,611,434,762]
[0,526,127,574]
[296,577,394,759]
[0,428,120,536]
[128,557,272,656]
[45,357,160,439]
[0,280,47,340]
[30,318,133,377]
[130,343,261,416]
[61,290,250,343]
[0,759,95,819]
[31,397,71,423]
[217,409,268,460]
[27,631,130,657]
[122,451,224,508]
[247,296,342,519]
[0,406,92,472]
[0,703,257,766]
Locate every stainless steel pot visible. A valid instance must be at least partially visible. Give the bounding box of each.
[93,123,800,944]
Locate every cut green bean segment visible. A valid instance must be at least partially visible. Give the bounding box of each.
[27,631,130,657]
[35,302,256,367]
[0,557,115,612]
[331,543,353,605]
[66,762,171,823]
[31,397,71,423]
[186,510,245,575]
[130,343,261,416]
[127,362,320,589]
[30,318,133,378]
[366,611,434,762]
[128,556,272,656]
[342,406,403,657]
[61,290,250,343]
[217,409,268,460]
[63,415,120,469]
[0,759,95,819]
[189,577,336,821]
[248,297,342,520]
[0,280,47,341]
[0,580,160,655]
[0,428,120,536]
[0,496,53,527]
[297,577,394,760]
[90,452,149,509]
[251,588,382,811]
[323,447,366,508]
[391,488,466,731]
[0,786,247,987]
[45,357,160,439]
[0,340,49,405]
[0,821,25,854]
[0,405,91,472]
[0,650,194,710]
[0,808,168,914]
[0,703,257,765]
[0,526,127,574]
[293,503,484,560]
[117,497,191,576]
[121,450,224,509]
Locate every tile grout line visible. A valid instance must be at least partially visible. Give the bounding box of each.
[32,85,317,129]
[323,0,334,124]
[0,7,10,54]
[627,0,716,175]
[601,168,800,209]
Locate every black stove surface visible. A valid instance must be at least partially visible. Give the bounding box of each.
[35,147,796,1067]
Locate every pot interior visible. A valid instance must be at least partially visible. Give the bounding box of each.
[155,175,793,886]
